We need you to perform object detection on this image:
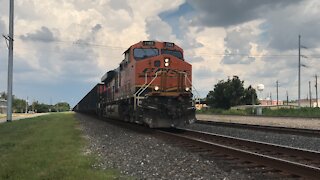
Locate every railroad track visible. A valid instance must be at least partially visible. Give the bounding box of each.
[196,120,320,137]
[157,128,320,179]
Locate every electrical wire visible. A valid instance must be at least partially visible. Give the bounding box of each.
[1,35,320,58]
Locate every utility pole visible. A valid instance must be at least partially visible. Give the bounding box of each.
[298,35,308,108]
[25,96,28,114]
[316,74,318,108]
[298,35,301,107]
[276,80,279,106]
[309,81,312,107]
[286,90,289,105]
[6,0,14,122]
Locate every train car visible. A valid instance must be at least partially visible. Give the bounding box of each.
[75,41,196,128]
[73,83,104,114]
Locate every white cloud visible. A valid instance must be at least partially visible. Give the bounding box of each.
[171,0,320,101]
[0,0,186,105]
[145,16,177,41]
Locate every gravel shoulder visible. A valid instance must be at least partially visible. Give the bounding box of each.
[75,113,270,180]
[196,114,320,130]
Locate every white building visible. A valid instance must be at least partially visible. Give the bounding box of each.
[0,99,7,114]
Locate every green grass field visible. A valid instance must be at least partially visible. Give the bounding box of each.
[0,113,122,179]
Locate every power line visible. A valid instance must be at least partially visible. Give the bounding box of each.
[14,36,126,49]
[2,35,320,58]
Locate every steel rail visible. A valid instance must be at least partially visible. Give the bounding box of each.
[157,128,320,179]
[196,120,320,137]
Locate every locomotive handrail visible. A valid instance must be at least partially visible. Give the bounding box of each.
[137,71,163,97]
[134,71,163,110]
[134,73,148,97]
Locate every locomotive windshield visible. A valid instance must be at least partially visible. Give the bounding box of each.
[134,48,159,60]
[161,49,183,60]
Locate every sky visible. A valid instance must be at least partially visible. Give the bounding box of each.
[0,0,320,107]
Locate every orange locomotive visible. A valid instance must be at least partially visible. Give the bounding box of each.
[77,41,196,128]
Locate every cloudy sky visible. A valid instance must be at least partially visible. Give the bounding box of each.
[1,0,320,106]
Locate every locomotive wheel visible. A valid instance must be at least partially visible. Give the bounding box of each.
[124,115,130,122]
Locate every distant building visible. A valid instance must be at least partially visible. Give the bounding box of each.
[195,103,208,110]
[195,99,208,110]
[0,99,7,114]
[259,99,283,106]
[289,99,320,108]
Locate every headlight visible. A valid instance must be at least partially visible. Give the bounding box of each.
[185,87,190,91]
[164,58,170,67]
[154,86,159,91]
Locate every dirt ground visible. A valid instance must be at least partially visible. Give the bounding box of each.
[0,113,49,123]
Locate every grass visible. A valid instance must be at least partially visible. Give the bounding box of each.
[197,107,320,118]
[0,112,123,179]
[197,108,252,116]
[262,107,320,117]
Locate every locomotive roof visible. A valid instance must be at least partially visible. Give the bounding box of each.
[101,70,116,83]
[124,41,183,54]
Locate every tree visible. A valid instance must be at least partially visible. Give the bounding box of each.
[0,92,7,100]
[1,91,71,113]
[242,85,259,105]
[13,98,27,113]
[32,101,51,113]
[55,102,70,112]
[206,76,258,109]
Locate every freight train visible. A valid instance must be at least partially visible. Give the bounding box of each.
[74,41,196,128]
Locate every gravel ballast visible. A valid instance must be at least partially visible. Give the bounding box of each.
[194,115,320,152]
[75,113,273,179]
[188,123,320,151]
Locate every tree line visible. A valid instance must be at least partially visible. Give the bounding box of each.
[0,92,70,113]
[206,76,258,109]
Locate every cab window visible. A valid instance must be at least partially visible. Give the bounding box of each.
[134,48,159,60]
[161,49,183,60]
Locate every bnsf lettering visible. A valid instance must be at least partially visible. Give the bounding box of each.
[140,68,190,77]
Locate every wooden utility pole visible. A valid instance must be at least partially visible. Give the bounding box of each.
[309,81,312,107]
[316,74,318,108]
[276,80,279,106]
[298,35,301,107]
[286,91,289,105]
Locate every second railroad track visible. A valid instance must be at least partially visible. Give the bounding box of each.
[157,128,320,179]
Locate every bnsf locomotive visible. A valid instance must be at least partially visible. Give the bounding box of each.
[74,41,196,128]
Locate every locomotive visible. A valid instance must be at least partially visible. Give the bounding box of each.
[74,41,196,128]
